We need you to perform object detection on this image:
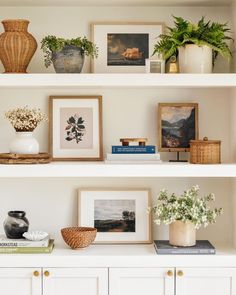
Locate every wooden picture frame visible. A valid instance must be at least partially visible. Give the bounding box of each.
[49,95,103,161]
[78,188,152,244]
[158,103,199,152]
[91,21,164,73]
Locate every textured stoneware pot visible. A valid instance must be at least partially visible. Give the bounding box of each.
[169,220,196,247]
[52,45,85,73]
[178,44,212,73]
[4,211,29,239]
[9,132,39,154]
[0,19,37,73]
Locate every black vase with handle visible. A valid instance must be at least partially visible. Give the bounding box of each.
[4,211,29,239]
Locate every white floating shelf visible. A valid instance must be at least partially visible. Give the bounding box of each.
[0,73,236,88]
[0,162,236,177]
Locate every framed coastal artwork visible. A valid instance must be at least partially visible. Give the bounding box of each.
[91,22,164,73]
[158,103,199,152]
[78,188,152,244]
[49,96,103,161]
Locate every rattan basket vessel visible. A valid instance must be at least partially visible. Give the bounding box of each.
[190,137,221,164]
[61,227,97,249]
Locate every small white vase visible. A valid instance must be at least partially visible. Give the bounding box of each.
[10,132,39,154]
[169,220,196,247]
[178,44,212,73]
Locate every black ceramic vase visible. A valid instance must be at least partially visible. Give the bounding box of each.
[4,211,29,239]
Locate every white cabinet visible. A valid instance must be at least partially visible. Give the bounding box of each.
[43,268,108,295]
[176,268,236,295]
[0,268,41,295]
[109,268,175,295]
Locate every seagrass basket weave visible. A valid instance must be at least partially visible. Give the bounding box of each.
[61,227,97,249]
[190,137,221,164]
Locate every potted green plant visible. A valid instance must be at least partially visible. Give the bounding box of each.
[150,185,222,247]
[41,36,98,73]
[153,16,233,73]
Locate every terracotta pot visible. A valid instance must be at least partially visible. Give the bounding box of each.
[178,44,212,73]
[0,19,37,73]
[169,220,196,247]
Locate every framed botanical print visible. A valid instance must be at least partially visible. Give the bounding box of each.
[158,103,199,152]
[91,22,164,73]
[49,96,103,161]
[78,188,152,244]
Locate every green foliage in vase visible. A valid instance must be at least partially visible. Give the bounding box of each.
[153,16,233,64]
[41,35,98,67]
[150,185,223,229]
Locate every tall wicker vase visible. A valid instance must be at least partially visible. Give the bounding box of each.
[0,19,37,73]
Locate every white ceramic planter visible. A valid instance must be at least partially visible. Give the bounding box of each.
[169,220,196,247]
[178,44,212,73]
[10,132,39,154]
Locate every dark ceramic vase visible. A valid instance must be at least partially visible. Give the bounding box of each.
[4,211,29,239]
[52,45,85,73]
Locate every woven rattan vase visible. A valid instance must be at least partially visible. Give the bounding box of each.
[0,19,37,73]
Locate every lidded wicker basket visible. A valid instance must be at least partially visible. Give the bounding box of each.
[190,137,221,164]
[61,227,97,249]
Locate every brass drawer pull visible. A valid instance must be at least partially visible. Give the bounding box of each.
[177,270,184,277]
[167,270,173,277]
[33,270,40,277]
[44,270,50,277]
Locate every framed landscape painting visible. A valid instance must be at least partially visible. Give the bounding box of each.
[158,103,199,152]
[78,188,152,244]
[91,22,164,73]
[49,96,103,161]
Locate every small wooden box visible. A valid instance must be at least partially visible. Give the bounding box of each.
[190,137,221,164]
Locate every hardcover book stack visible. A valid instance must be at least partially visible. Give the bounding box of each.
[106,138,161,164]
[0,234,54,254]
[154,240,215,255]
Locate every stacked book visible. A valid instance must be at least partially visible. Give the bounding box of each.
[154,240,215,255]
[106,145,162,164]
[0,234,54,254]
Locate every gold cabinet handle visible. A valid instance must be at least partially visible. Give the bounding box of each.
[167,270,173,277]
[33,270,40,277]
[177,270,184,277]
[44,271,50,277]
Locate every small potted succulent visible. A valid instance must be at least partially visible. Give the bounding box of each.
[153,16,233,73]
[150,185,222,247]
[41,35,98,73]
[5,106,48,154]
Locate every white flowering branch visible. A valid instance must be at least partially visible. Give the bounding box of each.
[5,107,48,132]
[150,185,223,229]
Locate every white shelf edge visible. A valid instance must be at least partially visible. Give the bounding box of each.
[0,244,235,268]
[0,73,235,88]
[0,162,236,177]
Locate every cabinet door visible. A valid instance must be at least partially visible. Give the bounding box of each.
[109,268,174,295]
[0,268,41,295]
[43,268,108,295]
[176,268,236,295]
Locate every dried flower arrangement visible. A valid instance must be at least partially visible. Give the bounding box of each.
[150,185,223,229]
[5,106,48,132]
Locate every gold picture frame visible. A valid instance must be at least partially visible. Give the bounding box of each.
[158,103,199,152]
[49,95,103,161]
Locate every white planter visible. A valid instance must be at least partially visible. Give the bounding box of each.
[178,44,212,73]
[169,220,196,247]
[10,132,39,154]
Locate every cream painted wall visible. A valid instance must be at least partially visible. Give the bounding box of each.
[0,177,232,246]
[0,5,231,73]
[0,5,234,247]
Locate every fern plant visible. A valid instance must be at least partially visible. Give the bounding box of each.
[41,36,98,68]
[153,16,233,64]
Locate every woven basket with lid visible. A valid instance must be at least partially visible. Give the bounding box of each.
[190,137,221,164]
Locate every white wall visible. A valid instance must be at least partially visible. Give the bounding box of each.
[0,5,231,73]
[0,177,232,247]
[0,5,234,248]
